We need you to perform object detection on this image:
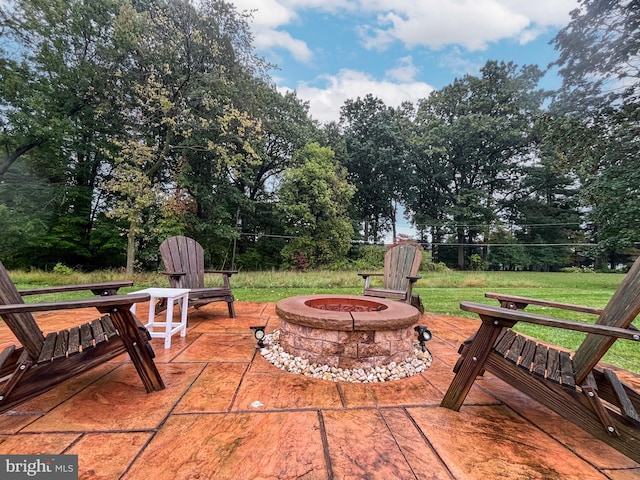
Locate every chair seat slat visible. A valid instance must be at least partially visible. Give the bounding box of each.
[532,344,548,378]
[494,329,517,356]
[37,332,57,363]
[101,315,118,338]
[91,319,106,344]
[519,339,538,371]
[506,333,526,364]
[80,323,94,350]
[559,351,575,389]
[67,326,81,355]
[52,330,68,360]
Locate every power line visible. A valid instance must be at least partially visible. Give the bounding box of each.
[238,232,597,249]
[432,243,596,247]
[396,222,584,228]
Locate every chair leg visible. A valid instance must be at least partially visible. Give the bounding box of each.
[228,300,236,318]
[101,307,165,392]
[441,321,503,411]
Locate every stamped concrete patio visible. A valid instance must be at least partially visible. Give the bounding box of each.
[0,300,639,479]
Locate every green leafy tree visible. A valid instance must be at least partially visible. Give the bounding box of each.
[500,141,584,271]
[0,0,131,266]
[278,143,355,268]
[104,0,266,270]
[485,232,529,271]
[227,82,320,264]
[0,0,271,270]
[339,95,411,243]
[410,61,546,268]
[550,0,640,266]
[0,162,52,267]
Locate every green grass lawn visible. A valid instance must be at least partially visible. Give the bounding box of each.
[6,268,639,372]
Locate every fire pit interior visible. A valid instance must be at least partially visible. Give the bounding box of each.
[275,295,420,369]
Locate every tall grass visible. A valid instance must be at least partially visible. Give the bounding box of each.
[6,267,639,372]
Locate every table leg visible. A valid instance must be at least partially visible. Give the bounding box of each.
[180,294,188,337]
[164,297,175,349]
[147,295,157,329]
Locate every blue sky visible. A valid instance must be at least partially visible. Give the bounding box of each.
[228,0,579,123]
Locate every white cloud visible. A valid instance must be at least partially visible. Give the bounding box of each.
[229,0,578,63]
[500,0,577,27]
[226,0,579,123]
[231,0,297,29]
[254,30,313,63]
[358,1,530,51]
[229,0,314,63]
[289,69,435,123]
[385,56,419,82]
[437,47,485,77]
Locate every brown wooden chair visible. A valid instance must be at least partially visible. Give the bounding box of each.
[358,243,422,304]
[159,236,237,317]
[0,261,165,413]
[441,257,640,463]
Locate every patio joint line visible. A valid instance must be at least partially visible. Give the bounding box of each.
[226,349,259,412]
[402,406,456,479]
[317,409,335,480]
[335,383,348,408]
[377,407,420,480]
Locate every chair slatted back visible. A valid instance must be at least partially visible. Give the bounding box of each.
[383,244,422,292]
[573,256,640,383]
[159,236,206,289]
[0,262,45,359]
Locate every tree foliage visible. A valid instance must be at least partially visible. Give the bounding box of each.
[278,143,355,268]
[0,0,637,271]
[410,61,547,268]
[550,0,640,264]
[339,94,411,243]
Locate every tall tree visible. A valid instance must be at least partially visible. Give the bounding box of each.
[278,143,355,268]
[226,81,320,262]
[339,94,411,243]
[410,61,546,268]
[502,155,583,271]
[0,0,130,266]
[104,0,267,271]
[550,0,640,265]
[0,0,271,270]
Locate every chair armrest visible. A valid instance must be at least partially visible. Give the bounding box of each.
[460,302,640,341]
[358,272,382,290]
[204,270,237,277]
[18,281,134,297]
[406,275,421,282]
[159,271,186,277]
[0,293,150,315]
[358,273,383,279]
[484,292,603,315]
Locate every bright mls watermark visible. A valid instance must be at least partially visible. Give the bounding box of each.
[1,455,78,479]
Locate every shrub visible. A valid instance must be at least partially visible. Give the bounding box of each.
[469,254,488,271]
[52,263,73,275]
[560,266,595,273]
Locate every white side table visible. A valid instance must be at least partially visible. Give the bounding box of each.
[130,288,190,348]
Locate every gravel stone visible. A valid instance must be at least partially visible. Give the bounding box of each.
[259,330,432,383]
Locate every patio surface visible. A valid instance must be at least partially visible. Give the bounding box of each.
[1,300,639,479]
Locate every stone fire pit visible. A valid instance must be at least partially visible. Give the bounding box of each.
[275,295,420,369]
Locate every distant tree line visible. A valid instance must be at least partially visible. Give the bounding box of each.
[0,0,638,272]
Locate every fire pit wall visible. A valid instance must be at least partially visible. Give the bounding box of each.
[275,295,420,370]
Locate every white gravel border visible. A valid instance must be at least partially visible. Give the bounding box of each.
[259,330,432,383]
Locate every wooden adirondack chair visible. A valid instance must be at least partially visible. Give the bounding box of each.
[441,257,640,462]
[159,236,237,318]
[0,262,165,413]
[358,243,422,304]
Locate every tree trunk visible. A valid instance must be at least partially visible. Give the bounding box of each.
[126,220,137,274]
[457,229,465,270]
[391,202,397,242]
